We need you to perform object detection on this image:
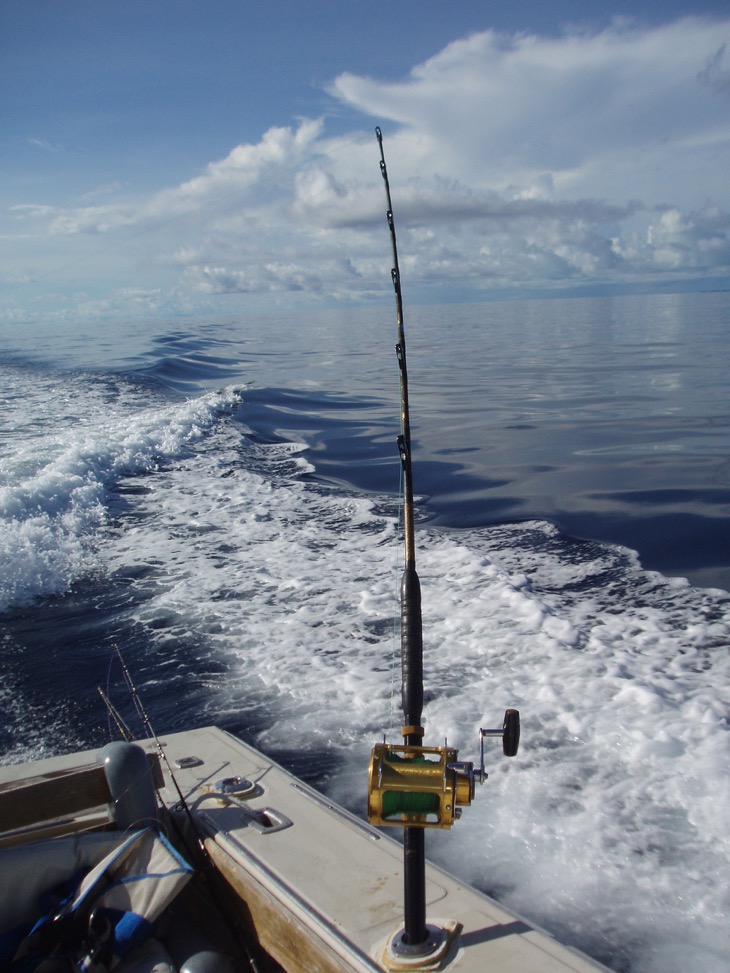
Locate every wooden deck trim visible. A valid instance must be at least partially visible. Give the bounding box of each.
[0,764,112,834]
[204,837,381,973]
[0,751,164,838]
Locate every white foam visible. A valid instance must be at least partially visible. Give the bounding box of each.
[2,371,729,972]
[0,370,243,611]
[92,410,730,973]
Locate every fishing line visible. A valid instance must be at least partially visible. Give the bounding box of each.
[101,646,261,970]
[117,649,150,738]
[102,646,190,817]
[389,458,405,736]
[98,685,133,742]
[103,647,137,742]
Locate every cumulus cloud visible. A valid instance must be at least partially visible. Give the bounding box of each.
[147,118,326,219]
[36,120,326,238]
[3,16,730,319]
[333,17,730,204]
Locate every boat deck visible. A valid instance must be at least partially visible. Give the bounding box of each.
[0,727,610,973]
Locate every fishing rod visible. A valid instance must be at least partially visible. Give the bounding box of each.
[368,127,521,965]
[376,124,427,950]
[98,686,134,742]
[101,648,262,972]
[109,648,209,848]
[376,127,423,741]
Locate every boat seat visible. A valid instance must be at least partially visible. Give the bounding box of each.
[0,751,163,848]
[0,829,232,973]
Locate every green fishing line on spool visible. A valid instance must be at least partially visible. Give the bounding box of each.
[382,790,440,818]
[380,751,441,819]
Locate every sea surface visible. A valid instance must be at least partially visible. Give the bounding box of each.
[1,292,729,973]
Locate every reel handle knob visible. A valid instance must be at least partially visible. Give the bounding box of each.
[502,708,520,757]
[477,708,521,781]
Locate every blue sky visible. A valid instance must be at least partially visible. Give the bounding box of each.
[2,1,730,322]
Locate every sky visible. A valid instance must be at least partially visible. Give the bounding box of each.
[2,0,730,323]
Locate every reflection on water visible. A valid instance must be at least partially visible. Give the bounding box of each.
[2,291,730,588]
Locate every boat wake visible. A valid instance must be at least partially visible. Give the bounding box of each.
[1,368,729,973]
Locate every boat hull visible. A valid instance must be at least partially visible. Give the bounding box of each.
[0,726,609,973]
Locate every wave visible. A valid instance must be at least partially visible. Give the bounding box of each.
[131,331,252,392]
[88,396,728,973]
[1,360,729,972]
[0,365,247,612]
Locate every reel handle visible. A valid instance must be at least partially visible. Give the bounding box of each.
[477,709,521,781]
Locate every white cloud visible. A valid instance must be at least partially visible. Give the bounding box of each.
[147,118,326,218]
[645,205,730,270]
[3,17,730,320]
[332,17,730,205]
[26,137,63,153]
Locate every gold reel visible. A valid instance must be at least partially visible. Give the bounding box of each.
[367,711,520,830]
[367,743,474,829]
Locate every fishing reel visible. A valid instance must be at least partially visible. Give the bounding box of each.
[367,709,520,829]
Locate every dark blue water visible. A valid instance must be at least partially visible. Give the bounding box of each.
[5,291,730,594]
[218,292,730,590]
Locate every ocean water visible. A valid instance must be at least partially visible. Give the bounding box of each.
[1,292,729,973]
